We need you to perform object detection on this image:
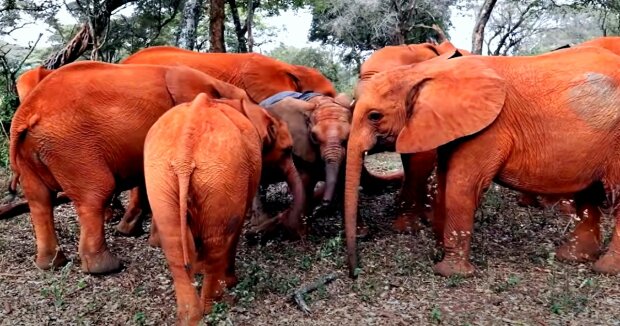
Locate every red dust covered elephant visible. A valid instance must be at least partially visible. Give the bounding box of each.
[345,46,620,277]
[355,40,573,234]
[122,46,337,236]
[144,94,296,325]
[121,46,337,103]
[9,61,303,274]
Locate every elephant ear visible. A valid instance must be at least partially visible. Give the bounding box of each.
[16,66,53,101]
[231,99,277,147]
[396,59,506,154]
[265,97,317,163]
[165,66,250,105]
[241,54,299,103]
[434,40,458,54]
[334,93,354,109]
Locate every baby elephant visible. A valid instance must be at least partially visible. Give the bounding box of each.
[144,94,294,325]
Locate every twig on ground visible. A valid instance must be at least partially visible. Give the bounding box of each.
[0,273,20,277]
[0,193,71,220]
[290,272,339,314]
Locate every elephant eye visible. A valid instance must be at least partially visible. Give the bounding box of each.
[310,130,319,143]
[368,110,383,122]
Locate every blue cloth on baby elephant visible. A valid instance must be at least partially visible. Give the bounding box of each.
[259,91,322,107]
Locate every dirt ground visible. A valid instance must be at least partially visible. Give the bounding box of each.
[1,153,619,326]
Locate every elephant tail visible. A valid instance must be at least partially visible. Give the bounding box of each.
[8,175,19,196]
[173,93,205,272]
[8,114,40,197]
[176,167,194,272]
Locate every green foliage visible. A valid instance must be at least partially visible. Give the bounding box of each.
[308,0,454,65]
[220,11,279,53]
[429,306,443,324]
[492,274,520,293]
[40,261,74,309]
[446,274,465,288]
[205,302,231,325]
[100,0,182,62]
[132,311,146,325]
[268,44,356,95]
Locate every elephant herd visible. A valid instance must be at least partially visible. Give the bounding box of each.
[7,36,620,324]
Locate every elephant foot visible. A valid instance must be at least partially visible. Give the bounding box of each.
[35,248,69,271]
[148,232,161,248]
[433,259,475,278]
[356,223,369,239]
[176,307,203,326]
[105,198,126,224]
[277,209,307,240]
[556,235,600,263]
[592,251,620,275]
[115,216,145,237]
[224,274,238,289]
[392,212,424,234]
[80,249,123,274]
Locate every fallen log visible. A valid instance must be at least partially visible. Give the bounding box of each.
[0,193,71,220]
[291,272,340,314]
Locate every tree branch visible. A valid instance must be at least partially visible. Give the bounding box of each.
[472,0,498,54]
[14,33,42,74]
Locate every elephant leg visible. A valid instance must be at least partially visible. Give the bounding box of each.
[116,187,147,236]
[148,219,161,248]
[200,218,243,314]
[301,171,319,218]
[313,182,325,202]
[393,151,437,234]
[556,188,602,263]
[20,169,67,270]
[433,149,500,278]
[152,192,202,325]
[431,159,448,246]
[104,192,126,223]
[74,195,123,274]
[246,190,277,235]
[224,218,244,289]
[593,206,620,275]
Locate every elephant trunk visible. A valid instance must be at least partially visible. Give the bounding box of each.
[344,132,372,278]
[321,138,345,205]
[322,162,339,205]
[282,157,306,237]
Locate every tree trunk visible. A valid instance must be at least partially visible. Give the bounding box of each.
[227,0,248,52]
[42,0,136,69]
[471,0,498,55]
[43,23,92,69]
[209,0,226,52]
[246,0,254,52]
[177,0,204,50]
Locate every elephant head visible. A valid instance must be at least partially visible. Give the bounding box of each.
[355,40,468,99]
[241,55,337,103]
[292,64,338,97]
[265,93,353,205]
[344,50,506,276]
[218,98,306,237]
